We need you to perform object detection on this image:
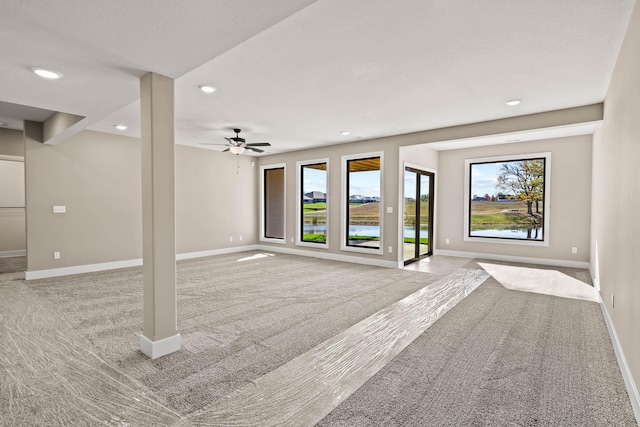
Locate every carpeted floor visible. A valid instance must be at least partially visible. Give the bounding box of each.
[3,252,636,426]
[24,251,453,416]
[317,269,637,426]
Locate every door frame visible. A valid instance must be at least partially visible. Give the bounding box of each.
[401,162,436,266]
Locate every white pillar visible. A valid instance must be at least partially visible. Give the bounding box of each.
[138,72,180,359]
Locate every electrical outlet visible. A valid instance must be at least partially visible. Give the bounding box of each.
[445,238,450,244]
[53,251,60,260]
[229,236,233,242]
[239,236,243,241]
[572,247,578,254]
[290,237,294,243]
[386,206,393,214]
[388,246,393,253]
[53,205,66,213]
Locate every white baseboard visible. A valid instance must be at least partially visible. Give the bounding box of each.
[24,245,262,280]
[25,258,143,280]
[434,249,590,269]
[176,245,259,261]
[598,293,640,422]
[0,250,26,258]
[139,333,181,359]
[257,244,398,269]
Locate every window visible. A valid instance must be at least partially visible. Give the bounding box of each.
[299,160,328,246]
[464,153,550,245]
[262,165,285,242]
[342,153,383,252]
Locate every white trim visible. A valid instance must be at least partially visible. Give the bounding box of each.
[177,245,259,261]
[0,249,26,258]
[25,258,143,280]
[139,333,181,359]
[259,163,287,244]
[434,249,589,269]
[24,245,260,280]
[463,152,551,247]
[598,292,640,422]
[258,244,397,269]
[0,155,24,162]
[296,158,329,249]
[341,151,384,256]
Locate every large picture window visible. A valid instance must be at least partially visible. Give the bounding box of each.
[262,165,285,241]
[300,161,328,245]
[343,155,382,251]
[464,153,550,245]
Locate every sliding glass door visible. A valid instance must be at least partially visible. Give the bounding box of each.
[404,167,434,265]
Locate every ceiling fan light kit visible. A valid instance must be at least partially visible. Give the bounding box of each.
[199,128,271,155]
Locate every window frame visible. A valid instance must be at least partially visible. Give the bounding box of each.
[260,163,287,244]
[296,158,329,249]
[463,152,551,247]
[341,151,384,255]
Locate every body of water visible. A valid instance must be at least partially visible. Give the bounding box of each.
[303,224,428,238]
[470,225,543,240]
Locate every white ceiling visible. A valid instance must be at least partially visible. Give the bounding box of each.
[0,0,635,154]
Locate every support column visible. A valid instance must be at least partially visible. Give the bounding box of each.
[138,72,180,359]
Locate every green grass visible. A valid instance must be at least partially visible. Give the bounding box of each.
[403,237,429,245]
[470,201,543,225]
[348,235,380,241]
[302,234,326,243]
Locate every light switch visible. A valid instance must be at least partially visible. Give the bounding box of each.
[386,206,393,214]
[53,205,66,213]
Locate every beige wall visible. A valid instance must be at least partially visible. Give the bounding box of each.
[24,129,258,272]
[437,135,592,263]
[591,0,640,400]
[25,130,143,270]
[0,128,24,157]
[0,159,25,253]
[176,145,258,253]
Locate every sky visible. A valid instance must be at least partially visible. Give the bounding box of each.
[470,162,503,197]
[303,168,380,197]
[303,167,326,193]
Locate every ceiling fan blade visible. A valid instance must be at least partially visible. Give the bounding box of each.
[246,142,271,147]
[199,142,228,146]
[222,148,230,152]
[224,137,238,146]
[246,147,264,153]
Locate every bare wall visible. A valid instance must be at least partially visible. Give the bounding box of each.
[24,129,259,273]
[591,0,640,402]
[176,145,258,253]
[25,130,143,271]
[436,135,592,263]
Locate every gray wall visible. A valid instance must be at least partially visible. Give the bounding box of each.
[24,130,258,272]
[176,145,257,254]
[591,0,640,398]
[0,128,24,157]
[25,130,143,270]
[436,135,592,263]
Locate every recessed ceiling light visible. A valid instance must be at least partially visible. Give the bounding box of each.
[32,68,63,79]
[506,99,521,106]
[341,131,351,136]
[199,85,217,93]
[114,124,128,131]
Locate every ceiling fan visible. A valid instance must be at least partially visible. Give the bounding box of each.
[200,128,271,154]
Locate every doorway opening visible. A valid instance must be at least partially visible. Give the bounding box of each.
[403,166,434,265]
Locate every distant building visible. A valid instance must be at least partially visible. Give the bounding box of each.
[304,191,326,203]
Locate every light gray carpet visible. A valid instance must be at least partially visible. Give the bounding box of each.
[317,265,637,426]
[24,251,449,416]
